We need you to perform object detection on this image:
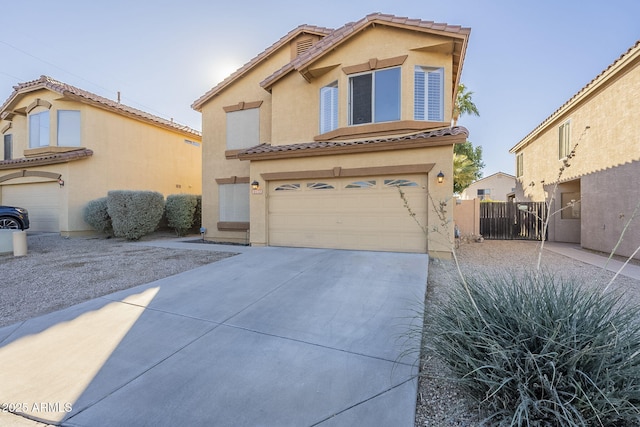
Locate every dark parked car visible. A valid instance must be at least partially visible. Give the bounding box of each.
[0,205,30,230]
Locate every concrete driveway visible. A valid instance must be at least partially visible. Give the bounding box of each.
[0,244,428,426]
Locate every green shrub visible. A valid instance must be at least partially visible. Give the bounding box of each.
[165,194,198,236]
[191,195,202,231]
[428,272,640,426]
[83,197,113,236]
[107,190,164,240]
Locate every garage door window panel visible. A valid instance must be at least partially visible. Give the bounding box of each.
[29,110,50,148]
[384,179,419,188]
[219,183,249,222]
[307,182,335,190]
[274,183,301,191]
[345,180,376,189]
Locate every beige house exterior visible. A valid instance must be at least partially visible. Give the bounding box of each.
[193,13,471,255]
[509,40,640,260]
[1,76,202,235]
[459,172,516,201]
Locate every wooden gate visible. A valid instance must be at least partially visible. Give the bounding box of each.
[480,202,547,240]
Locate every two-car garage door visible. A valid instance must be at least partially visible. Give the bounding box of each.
[268,175,428,253]
[1,183,60,232]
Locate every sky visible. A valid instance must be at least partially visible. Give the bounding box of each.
[1,0,638,177]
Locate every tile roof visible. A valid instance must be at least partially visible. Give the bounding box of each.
[238,126,468,159]
[192,12,470,110]
[1,76,201,138]
[261,13,470,90]
[191,24,334,111]
[0,148,93,170]
[511,40,640,153]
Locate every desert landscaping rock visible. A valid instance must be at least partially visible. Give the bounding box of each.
[0,233,235,328]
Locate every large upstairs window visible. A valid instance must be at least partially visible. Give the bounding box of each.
[349,67,400,125]
[414,66,444,122]
[29,110,50,148]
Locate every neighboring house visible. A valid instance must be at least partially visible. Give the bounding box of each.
[459,172,516,201]
[509,40,640,260]
[192,13,470,255]
[0,76,202,235]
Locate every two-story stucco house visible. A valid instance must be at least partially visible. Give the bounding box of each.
[509,41,640,260]
[0,76,202,234]
[193,13,470,255]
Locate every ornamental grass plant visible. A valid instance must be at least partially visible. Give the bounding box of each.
[427,271,640,426]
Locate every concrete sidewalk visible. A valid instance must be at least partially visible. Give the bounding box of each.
[545,242,640,281]
[0,245,427,426]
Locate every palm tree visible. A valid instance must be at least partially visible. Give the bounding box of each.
[452,83,479,126]
[453,153,478,194]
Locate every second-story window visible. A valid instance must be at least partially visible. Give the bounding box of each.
[319,82,338,133]
[516,153,524,177]
[226,108,259,150]
[3,134,12,160]
[29,110,50,148]
[558,120,571,159]
[414,66,444,122]
[349,67,400,125]
[58,110,81,147]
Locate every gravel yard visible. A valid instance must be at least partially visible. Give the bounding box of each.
[0,233,235,328]
[1,234,639,425]
[416,239,640,426]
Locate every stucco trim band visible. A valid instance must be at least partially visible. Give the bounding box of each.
[261,163,435,181]
[215,176,250,185]
[342,55,408,75]
[217,221,250,231]
[222,101,263,113]
[0,170,61,183]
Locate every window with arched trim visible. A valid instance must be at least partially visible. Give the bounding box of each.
[29,110,50,148]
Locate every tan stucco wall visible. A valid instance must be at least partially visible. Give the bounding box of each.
[512,47,640,258]
[514,57,640,201]
[1,89,202,234]
[453,198,480,237]
[270,26,453,145]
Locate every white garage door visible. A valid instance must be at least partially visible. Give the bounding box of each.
[1,183,60,232]
[268,175,428,253]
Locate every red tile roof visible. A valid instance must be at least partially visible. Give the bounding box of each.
[0,148,93,170]
[1,76,201,138]
[238,126,468,160]
[261,13,470,90]
[192,12,470,110]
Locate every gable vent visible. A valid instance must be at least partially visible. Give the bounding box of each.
[296,39,314,56]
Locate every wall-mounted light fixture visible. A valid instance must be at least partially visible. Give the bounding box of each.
[58,178,65,187]
[251,180,260,190]
[437,171,445,184]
